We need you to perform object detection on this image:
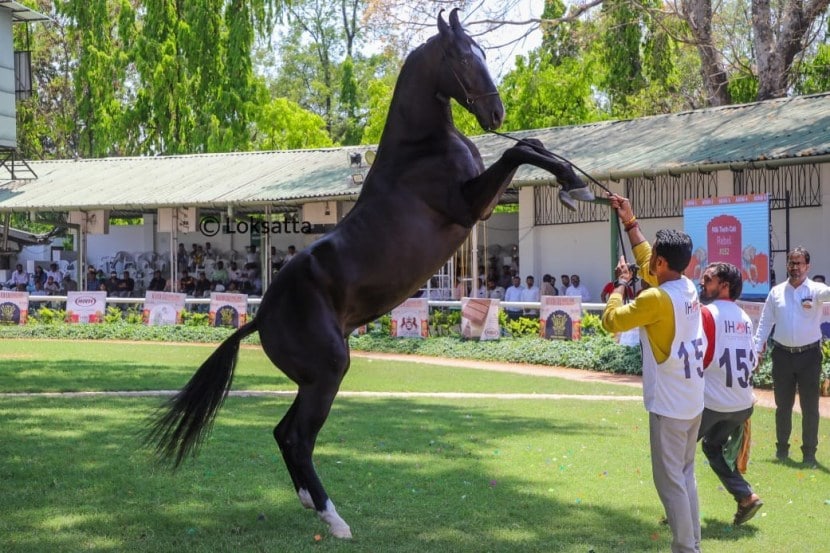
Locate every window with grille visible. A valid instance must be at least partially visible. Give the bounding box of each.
[625,173,718,218]
[532,183,609,225]
[732,165,821,208]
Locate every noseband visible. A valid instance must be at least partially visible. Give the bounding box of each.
[442,51,500,106]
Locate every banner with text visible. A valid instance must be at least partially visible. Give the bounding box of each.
[0,291,29,325]
[461,298,501,341]
[143,291,187,326]
[540,295,582,340]
[390,298,429,338]
[66,291,107,323]
[209,292,248,328]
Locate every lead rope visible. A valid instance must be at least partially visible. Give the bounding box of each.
[487,129,636,276]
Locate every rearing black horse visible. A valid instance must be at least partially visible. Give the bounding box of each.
[148,9,593,539]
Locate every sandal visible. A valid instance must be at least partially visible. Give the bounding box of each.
[733,497,763,525]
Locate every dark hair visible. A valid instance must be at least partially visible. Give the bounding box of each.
[542,274,552,283]
[653,229,693,273]
[789,246,810,264]
[706,262,743,300]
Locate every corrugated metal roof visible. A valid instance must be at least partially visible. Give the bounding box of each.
[0,148,367,211]
[2,92,829,212]
[0,1,50,22]
[477,92,830,183]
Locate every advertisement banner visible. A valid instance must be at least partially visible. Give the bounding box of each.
[460,298,501,341]
[66,291,107,323]
[143,291,187,326]
[0,290,29,325]
[390,298,429,338]
[540,295,582,340]
[209,292,248,328]
[683,194,770,300]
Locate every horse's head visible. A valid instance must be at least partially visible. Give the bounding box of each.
[437,9,504,131]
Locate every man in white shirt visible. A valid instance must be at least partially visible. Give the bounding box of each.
[485,278,504,300]
[8,264,29,291]
[565,274,591,302]
[520,275,540,316]
[754,247,830,466]
[45,263,63,285]
[503,275,524,320]
[697,262,763,525]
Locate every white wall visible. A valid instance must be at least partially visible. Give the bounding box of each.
[518,164,830,300]
[0,12,15,149]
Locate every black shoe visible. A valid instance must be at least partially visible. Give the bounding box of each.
[803,455,817,468]
[775,450,789,461]
[734,497,764,525]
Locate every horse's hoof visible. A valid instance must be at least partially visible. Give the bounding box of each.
[558,189,577,211]
[330,523,353,539]
[568,187,596,202]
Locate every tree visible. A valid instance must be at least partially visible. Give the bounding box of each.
[15,0,292,158]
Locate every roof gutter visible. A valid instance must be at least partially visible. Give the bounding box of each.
[513,154,830,187]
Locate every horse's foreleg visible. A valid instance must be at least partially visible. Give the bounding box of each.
[274,369,352,538]
[502,141,596,209]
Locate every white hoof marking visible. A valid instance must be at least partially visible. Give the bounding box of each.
[319,499,352,539]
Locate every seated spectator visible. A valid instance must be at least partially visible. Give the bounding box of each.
[61,274,78,293]
[193,245,205,268]
[7,264,29,291]
[46,263,63,284]
[85,266,99,291]
[814,274,826,283]
[228,261,243,288]
[560,274,571,291]
[44,276,60,295]
[194,271,212,298]
[105,271,121,296]
[147,270,166,292]
[176,243,189,274]
[211,261,229,287]
[226,280,239,292]
[116,270,135,297]
[189,244,199,271]
[203,241,217,260]
[565,274,591,302]
[32,265,46,287]
[179,271,196,296]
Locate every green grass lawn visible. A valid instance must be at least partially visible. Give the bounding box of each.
[0,339,828,552]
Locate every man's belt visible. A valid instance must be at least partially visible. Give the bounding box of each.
[771,340,821,354]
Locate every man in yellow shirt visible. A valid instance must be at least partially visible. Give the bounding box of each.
[602,193,705,553]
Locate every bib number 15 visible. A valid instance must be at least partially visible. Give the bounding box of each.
[677,338,705,379]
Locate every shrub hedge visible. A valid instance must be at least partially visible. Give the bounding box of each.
[3,308,828,390]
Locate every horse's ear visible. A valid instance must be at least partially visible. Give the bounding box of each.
[437,9,450,39]
[449,8,462,32]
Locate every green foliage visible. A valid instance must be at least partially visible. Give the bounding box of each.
[103,305,124,324]
[181,310,210,326]
[30,306,67,325]
[795,43,830,95]
[498,311,541,338]
[429,309,461,337]
[580,311,609,337]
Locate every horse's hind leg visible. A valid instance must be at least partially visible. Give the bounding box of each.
[273,343,352,538]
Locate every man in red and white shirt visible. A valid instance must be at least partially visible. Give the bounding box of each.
[698,262,763,525]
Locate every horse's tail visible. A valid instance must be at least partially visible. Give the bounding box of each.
[146,319,259,467]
